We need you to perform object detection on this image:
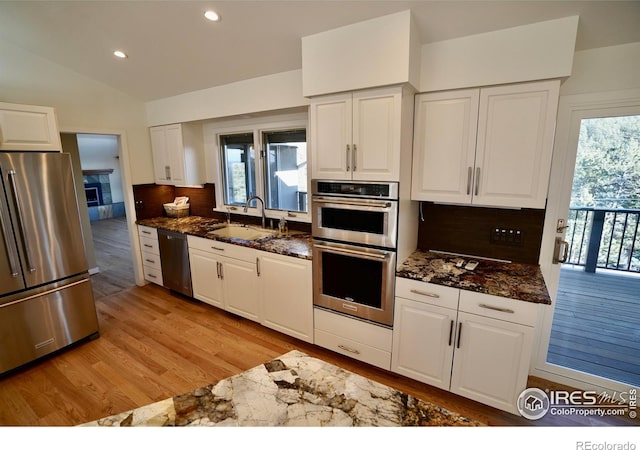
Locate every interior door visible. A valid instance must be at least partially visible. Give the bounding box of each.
[534,89,640,392]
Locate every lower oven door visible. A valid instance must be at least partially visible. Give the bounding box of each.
[312,240,396,327]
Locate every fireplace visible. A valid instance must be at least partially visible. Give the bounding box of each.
[84,182,103,207]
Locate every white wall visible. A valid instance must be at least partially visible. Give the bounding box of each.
[559,42,640,95]
[418,16,578,93]
[0,38,153,185]
[145,70,308,127]
[77,134,124,204]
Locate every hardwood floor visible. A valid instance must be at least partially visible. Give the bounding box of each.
[88,216,136,300]
[0,282,637,427]
[0,217,635,427]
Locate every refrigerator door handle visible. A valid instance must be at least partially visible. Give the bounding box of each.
[0,197,20,277]
[8,170,36,273]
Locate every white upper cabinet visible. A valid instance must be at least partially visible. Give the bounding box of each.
[150,123,203,186]
[311,86,402,181]
[411,89,479,203]
[411,80,560,208]
[0,102,62,152]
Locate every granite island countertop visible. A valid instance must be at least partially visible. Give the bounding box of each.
[397,249,551,305]
[82,350,482,427]
[137,216,312,260]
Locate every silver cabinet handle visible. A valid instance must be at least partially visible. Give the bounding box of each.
[448,320,454,346]
[8,170,35,272]
[352,143,357,172]
[256,257,260,277]
[219,262,223,280]
[479,303,515,314]
[216,261,221,279]
[456,322,463,349]
[346,144,350,172]
[475,167,480,196]
[141,230,152,235]
[466,167,472,195]
[148,273,157,279]
[165,165,171,180]
[211,246,225,252]
[338,344,361,355]
[409,289,440,299]
[144,244,153,248]
[145,258,156,264]
[0,195,19,277]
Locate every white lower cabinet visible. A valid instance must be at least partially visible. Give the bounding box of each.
[187,236,313,342]
[187,236,259,322]
[258,251,313,343]
[392,277,538,415]
[138,226,163,286]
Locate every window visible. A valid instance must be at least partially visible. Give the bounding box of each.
[217,123,308,217]
[263,129,307,213]
[220,132,256,206]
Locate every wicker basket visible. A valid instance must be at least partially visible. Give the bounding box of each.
[163,203,190,218]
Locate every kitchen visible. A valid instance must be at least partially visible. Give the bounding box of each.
[0,0,639,443]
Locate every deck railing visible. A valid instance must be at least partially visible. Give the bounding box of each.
[565,207,640,273]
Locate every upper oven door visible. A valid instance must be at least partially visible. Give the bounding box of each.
[311,195,398,248]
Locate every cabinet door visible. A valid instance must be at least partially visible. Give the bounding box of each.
[310,93,352,180]
[411,90,479,203]
[473,80,560,208]
[259,253,313,343]
[450,311,534,415]
[352,87,401,181]
[221,257,260,322]
[0,103,61,152]
[164,124,187,185]
[189,249,223,309]
[150,126,170,184]
[391,297,457,390]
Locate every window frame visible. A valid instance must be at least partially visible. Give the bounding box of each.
[210,115,310,223]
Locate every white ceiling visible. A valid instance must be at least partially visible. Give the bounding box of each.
[0,1,638,102]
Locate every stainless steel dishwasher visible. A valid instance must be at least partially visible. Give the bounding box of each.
[157,229,193,297]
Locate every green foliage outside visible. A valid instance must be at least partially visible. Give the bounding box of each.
[567,115,640,271]
[572,115,640,209]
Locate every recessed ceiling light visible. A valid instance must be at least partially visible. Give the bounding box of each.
[113,50,128,59]
[204,10,220,22]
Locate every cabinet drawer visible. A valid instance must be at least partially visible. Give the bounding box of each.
[395,277,459,310]
[187,235,255,262]
[458,290,539,327]
[314,308,392,352]
[314,329,391,370]
[141,251,161,271]
[143,265,163,286]
[138,225,157,239]
[139,236,160,255]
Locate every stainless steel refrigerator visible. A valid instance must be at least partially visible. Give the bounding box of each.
[0,152,99,375]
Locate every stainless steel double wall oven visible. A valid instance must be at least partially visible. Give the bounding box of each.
[311,180,398,327]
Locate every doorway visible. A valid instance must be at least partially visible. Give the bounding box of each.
[546,115,640,387]
[61,133,136,300]
[536,90,640,392]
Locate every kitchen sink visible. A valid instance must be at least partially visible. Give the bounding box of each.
[207,224,275,241]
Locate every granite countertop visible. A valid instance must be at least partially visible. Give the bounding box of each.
[397,249,551,305]
[137,216,312,260]
[82,350,482,427]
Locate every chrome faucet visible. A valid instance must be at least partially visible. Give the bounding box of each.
[244,195,266,229]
